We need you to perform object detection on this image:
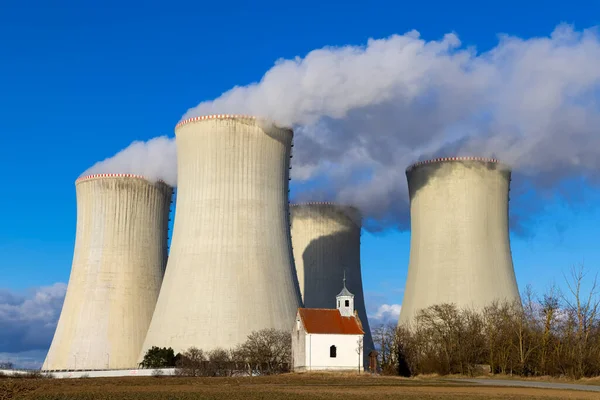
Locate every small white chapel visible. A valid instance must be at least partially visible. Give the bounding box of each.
[291,276,365,371]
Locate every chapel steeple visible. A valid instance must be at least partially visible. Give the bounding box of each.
[336,271,355,317]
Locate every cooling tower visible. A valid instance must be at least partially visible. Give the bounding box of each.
[43,174,173,370]
[398,157,520,325]
[139,115,301,357]
[290,203,374,368]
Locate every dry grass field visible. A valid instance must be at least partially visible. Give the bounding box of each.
[2,373,599,400]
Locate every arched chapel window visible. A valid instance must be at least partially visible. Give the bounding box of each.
[330,345,337,358]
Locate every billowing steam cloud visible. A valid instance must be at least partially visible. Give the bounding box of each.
[88,24,600,230]
[80,136,177,187]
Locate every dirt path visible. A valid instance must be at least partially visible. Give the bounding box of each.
[456,378,600,393]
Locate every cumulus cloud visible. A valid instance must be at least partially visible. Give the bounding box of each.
[0,350,48,370]
[89,24,600,230]
[369,304,402,325]
[0,284,66,357]
[80,136,177,187]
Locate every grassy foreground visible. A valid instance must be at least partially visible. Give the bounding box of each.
[2,373,599,400]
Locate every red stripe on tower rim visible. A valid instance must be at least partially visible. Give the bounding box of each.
[405,156,501,172]
[175,114,256,130]
[74,174,171,186]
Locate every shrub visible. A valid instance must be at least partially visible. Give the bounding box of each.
[235,328,291,375]
[175,329,291,377]
[139,346,179,369]
[23,371,43,379]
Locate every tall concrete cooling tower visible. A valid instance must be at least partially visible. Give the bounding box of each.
[398,157,520,325]
[140,115,301,357]
[43,174,173,370]
[290,203,374,367]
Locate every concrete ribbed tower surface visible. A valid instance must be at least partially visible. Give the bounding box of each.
[43,175,173,370]
[290,203,374,368]
[140,115,301,357]
[398,157,520,325]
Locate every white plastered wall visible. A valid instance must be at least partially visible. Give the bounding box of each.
[301,333,363,371]
[291,313,306,371]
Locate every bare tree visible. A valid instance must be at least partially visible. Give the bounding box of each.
[176,347,206,377]
[538,285,561,375]
[511,287,539,376]
[381,268,600,380]
[235,328,291,374]
[207,348,231,376]
[356,336,363,373]
[562,264,600,378]
[372,323,397,373]
[395,324,413,377]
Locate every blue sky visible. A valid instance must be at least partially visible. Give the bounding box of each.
[1,0,599,368]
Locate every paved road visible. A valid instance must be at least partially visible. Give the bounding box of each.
[0,368,176,379]
[453,378,600,393]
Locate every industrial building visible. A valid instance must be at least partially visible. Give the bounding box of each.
[398,157,520,325]
[43,174,173,370]
[290,203,374,368]
[139,115,302,357]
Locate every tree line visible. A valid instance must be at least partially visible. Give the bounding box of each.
[374,266,600,379]
[140,328,291,376]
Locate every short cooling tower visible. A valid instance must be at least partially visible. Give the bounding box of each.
[43,174,173,370]
[139,115,301,357]
[290,203,374,368]
[398,157,520,325]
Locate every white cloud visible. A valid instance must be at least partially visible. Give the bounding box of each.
[0,283,66,358]
[369,304,402,324]
[90,24,600,230]
[0,350,47,370]
[186,24,600,229]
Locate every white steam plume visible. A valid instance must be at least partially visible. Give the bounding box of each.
[80,136,177,187]
[184,24,600,229]
[89,24,600,230]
